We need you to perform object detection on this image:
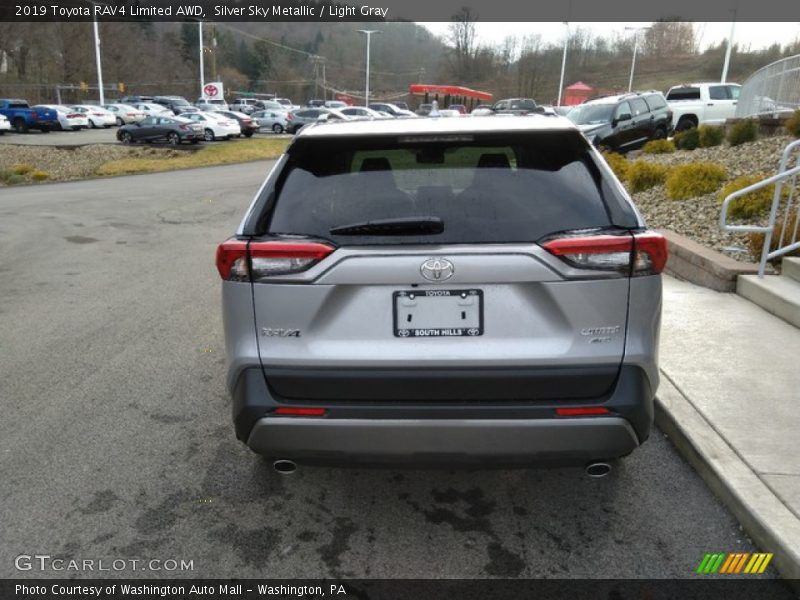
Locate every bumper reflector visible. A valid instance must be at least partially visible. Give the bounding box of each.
[555,407,610,417]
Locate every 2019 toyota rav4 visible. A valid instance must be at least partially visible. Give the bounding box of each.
[217,115,665,467]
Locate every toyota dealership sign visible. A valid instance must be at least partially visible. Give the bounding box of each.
[203,82,224,100]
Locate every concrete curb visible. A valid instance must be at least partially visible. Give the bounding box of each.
[658,229,770,292]
[655,372,800,586]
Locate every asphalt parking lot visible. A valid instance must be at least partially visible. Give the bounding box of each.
[0,127,290,146]
[0,163,781,580]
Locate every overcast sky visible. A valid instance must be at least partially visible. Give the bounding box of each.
[419,22,800,52]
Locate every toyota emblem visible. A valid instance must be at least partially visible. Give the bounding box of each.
[420,258,454,282]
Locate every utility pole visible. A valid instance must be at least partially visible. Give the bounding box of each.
[358,30,381,107]
[92,19,105,104]
[625,26,651,93]
[211,23,217,81]
[721,20,736,83]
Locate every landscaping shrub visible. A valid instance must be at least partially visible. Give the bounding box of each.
[30,170,50,181]
[785,110,800,138]
[727,120,758,146]
[626,160,670,193]
[601,151,629,181]
[642,139,676,154]
[5,174,26,185]
[13,163,33,175]
[673,128,699,151]
[719,174,789,219]
[0,169,13,183]
[746,210,800,260]
[665,162,727,200]
[698,125,725,148]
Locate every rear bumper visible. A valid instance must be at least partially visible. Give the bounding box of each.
[231,364,654,464]
[247,416,639,464]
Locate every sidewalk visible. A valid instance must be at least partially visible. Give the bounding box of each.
[656,275,800,581]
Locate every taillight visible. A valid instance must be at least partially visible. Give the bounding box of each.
[215,240,335,281]
[541,231,667,276]
[179,124,191,131]
[68,113,81,118]
[32,111,38,119]
[286,113,294,121]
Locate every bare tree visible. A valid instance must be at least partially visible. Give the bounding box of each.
[447,7,478,81]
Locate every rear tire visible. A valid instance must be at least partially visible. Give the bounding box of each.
[204,128,215,142]
[272,123,284,134]
[88,119,97,129]
[244,131,254,138]
[651,127,667,140]
[116,117,124,127]
[167,132,180,146]
[675,117,697,132]
[120,131,133,144]
[13,118,27,133]
[40,126,50,133]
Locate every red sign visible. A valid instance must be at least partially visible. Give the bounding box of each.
[203,84,219,98]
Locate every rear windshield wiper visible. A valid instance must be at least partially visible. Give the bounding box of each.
[329,217,444,236]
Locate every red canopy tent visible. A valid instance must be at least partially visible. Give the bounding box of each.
[563,81,595,106]
[408,84,493,110]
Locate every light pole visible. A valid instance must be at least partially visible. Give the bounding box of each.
[721,20,736,83]
[198,21,205,94]
[358,29,380,107]
[557,22,569,107]
[625,26,650,93]
[92,18,105,104]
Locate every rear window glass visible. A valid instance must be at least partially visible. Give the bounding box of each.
[264,132,622,245]
[644,94,667,110]
[666,87,701,101]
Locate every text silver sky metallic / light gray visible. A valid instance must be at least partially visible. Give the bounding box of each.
[216,114,667,470]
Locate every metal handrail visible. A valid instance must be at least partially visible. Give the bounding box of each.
[720,139,800,277]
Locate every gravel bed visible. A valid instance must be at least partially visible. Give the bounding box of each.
[630,135,795,263]
[0,144,187,183]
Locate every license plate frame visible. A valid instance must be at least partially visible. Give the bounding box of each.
[393,289,483,338]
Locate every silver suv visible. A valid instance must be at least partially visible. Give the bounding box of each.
[217,116,666,470]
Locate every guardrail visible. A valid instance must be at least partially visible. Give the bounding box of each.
[720,139,800,277]
[735,54,800,118]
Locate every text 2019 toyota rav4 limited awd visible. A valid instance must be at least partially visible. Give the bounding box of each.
[217,115,665,473]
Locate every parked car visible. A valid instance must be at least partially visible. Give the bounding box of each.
[448,104,467,114]
[323,100,348,109]
[120,95,154,104]
[103,103,146,125]
[231,98,261,114]
[251,110,290,134]
[339,106,392,119]
[0,114,11,134]
[492,98,538,114]
[470,104,495,116]
[665,82,741,130]
[0,99,59,133]
[182,111,240,141]
[393,101,410,110]
[152,95,194,115]
[416,103,433,116]
[70,104,116,128]
[566,91,672,153]
[117,115,203,145]
[32,105,88,130]
[195,98,230,111]
[307,99,326,107]
[274,98,295,109]
[216,115,666,469]
[128,103,172,118]
[368,102,405,117]
[285,108,331,133]
[215,110,259,137]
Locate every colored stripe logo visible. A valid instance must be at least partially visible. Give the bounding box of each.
[696,552,773,574]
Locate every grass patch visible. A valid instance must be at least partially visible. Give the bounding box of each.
[665,162,727,200]
[698,125,725,148]
[642,139,676,154]
[95,138,289,177]
[727,120,758,146]
[627,160,670,192]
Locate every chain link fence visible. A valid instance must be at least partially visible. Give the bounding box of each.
[735,54,800,118]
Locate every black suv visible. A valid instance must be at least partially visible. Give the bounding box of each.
[153,95,194,115]
[566,92,672,153]
[492,98,538,115]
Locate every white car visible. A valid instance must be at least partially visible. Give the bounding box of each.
[0,114,11,134]
[195,98,230,111]
[103,104,146,125]
[339,106,393,119]
[182,111,240,141]
[70,105,116,128]
[131,103,173,117]
[251,110,290,133]
[665,82,741,130]
[33,105,89,130]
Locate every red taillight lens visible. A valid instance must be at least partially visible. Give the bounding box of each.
[215,240,248,280]
[555,407,610,416]
[32,111,38,119]
[542,234,633,272]
[215,240,335,281]
[632,231,668,275]
[179,124,191,131]
[286,113,294,121]
[541,231,667,276]
[68,113,81,118]
[273,407,327,417]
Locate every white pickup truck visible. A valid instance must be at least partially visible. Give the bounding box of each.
[665,82,741,131]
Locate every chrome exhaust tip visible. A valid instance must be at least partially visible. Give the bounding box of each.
[585,462,612,478]
[273,460,297,475]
